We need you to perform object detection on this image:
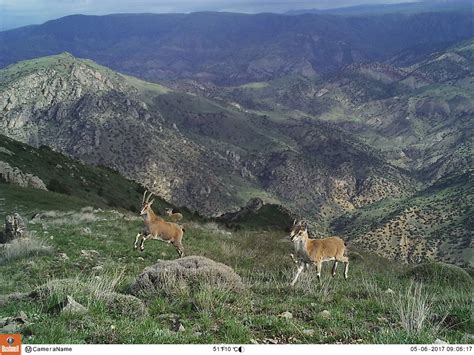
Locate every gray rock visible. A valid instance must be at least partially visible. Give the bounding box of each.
[434,339,448,344]
[130,256,244,296]
[81,227,92,235]
[279,311,293,319]
[303,329,315,336]
[318,310,331,319]
[2,213,28,243]
[0,311,30,333]
[58,253,69,260]
[0,323,21,334]
[60,295,88,315]
[80,249,100,260]
[0,161,47,190]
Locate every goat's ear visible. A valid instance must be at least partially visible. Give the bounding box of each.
[149,199,155,205]
[293,219,297,226]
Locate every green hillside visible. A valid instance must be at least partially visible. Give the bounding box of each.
[0,134,174,215]
[331,170,474,268]
[0,182,472,344]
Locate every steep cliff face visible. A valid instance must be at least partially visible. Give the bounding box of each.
[0,54,413,221]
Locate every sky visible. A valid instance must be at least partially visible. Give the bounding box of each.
[0,0,447,30]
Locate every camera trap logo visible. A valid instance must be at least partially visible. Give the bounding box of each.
[0,334,21,355]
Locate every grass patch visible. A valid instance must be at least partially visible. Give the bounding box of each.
[0,189,471,344]
[0,238,53,265]
[405,263,473,289]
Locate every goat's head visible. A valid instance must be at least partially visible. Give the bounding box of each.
[289,219,308,242]
[140,181,156,216]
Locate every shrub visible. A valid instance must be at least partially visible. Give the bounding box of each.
[47,179,70,195]
[395,282,433,334]
[103,293,148,319]
[0,238,53,265]
[32,270,147,318]
[405,262,472,288]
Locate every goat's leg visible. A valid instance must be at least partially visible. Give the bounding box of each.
[316,261,322,282]
[133,233,142,250]
[290,263,305,287]
[290,253,298,264]
[172,239,185,258]
[341,256,349,279]
[332,260,338,277]
[139,234,151,252]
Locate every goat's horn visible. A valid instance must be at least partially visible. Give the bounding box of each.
[145,188,155,203]
[142,189,148,205]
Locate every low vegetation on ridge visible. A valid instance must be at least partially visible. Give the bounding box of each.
[0,193,471,344]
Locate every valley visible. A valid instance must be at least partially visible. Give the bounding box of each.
[0,8,472,268]
[0,4,473,345]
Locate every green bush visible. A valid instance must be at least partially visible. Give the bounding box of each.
[47,178,71,195]
[405,262,472,288]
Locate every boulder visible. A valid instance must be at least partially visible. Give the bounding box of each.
[130,256,244,296]
[0,311,29,333]
[1,213,28,243]
[102,292,148,319]
[0,161,47,190]
[60,295,88,315]
[318,310,331,319]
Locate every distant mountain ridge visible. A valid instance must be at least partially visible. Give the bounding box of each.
[0,10,471,84]
[286,1,473,16]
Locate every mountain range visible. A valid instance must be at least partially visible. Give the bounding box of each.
[0,10,472,267]
[0,10,472,84]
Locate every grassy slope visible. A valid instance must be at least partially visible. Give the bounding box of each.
[0,185,471,344]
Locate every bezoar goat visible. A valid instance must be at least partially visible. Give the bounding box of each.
[133,185,185,257]
[165,208,183,223]
[288,220,349,286]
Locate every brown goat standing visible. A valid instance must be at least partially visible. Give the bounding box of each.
[288,220,348,286]
[133,188,185,257]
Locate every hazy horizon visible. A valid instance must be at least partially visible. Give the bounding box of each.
[0,0,450,30]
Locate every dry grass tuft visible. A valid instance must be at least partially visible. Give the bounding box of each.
[0,237,53,265]
[396,282,442,334]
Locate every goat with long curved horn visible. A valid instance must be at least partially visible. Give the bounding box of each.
[133,180,185,257]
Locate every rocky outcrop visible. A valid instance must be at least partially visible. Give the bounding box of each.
[218,198,264,222]
[1,213,28,243]
[130,256,245,296]
[0,161,47,190]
